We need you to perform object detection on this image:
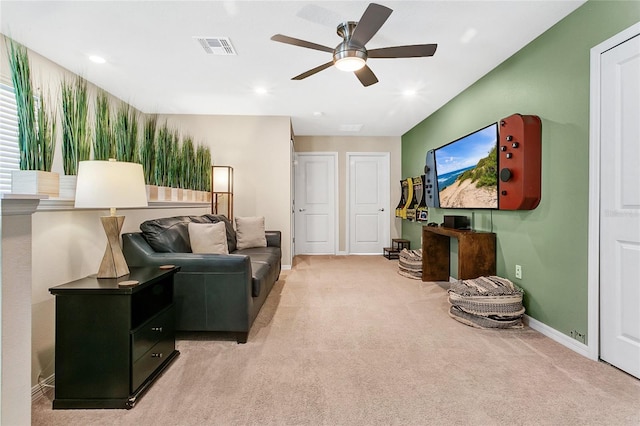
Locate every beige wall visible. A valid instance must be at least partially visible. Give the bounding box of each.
[0,35,139,177]
[30,205,210,386]
[1,35,294,389]
[295,136,402,253]
[157,114,293,265]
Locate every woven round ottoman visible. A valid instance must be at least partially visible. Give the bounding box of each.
[447,276,525,329]
[398,249,422,279]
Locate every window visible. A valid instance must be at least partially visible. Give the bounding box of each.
[0,80,20,194]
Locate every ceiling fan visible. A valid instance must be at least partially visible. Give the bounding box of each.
[271,3,437,87]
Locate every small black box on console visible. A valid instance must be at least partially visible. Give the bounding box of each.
[443,215,470,230]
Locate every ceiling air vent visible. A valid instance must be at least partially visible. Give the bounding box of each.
[194,37,237,55]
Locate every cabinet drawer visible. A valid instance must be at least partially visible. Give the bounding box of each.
[131,336,175,392]
[131,305,174,362]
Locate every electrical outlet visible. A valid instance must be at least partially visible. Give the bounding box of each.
[570,330,586,343]
[515,264,522,279]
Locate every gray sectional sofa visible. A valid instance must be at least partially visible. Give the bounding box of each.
[122,214,281,343]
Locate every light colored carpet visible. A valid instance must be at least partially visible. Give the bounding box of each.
[33,255,640,425]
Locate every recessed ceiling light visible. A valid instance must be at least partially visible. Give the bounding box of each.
[460,28,478,44]
[403,89,417,97]
[89,55,106,64]
[254,87,268,95]
[339,124,363,132]
[313,111,324,117]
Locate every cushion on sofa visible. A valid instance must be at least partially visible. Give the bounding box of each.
[235,216,267,250]
[204,215,237,253]
[140,215,212,253]
[140,214,237,253]
[235,247,280,266]
[237,246,282,297]
[250,261,271,297]
[189,222,229,254]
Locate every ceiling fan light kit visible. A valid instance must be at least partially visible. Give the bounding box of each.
[271,3,438,87]
[334,51,367,72]
[333,21,367,72]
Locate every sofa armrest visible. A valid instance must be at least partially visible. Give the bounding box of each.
[265,231,281,248]
[122,232,252,273]
[123,232,254,332]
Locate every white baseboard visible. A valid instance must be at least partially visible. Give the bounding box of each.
[523,315,590,358]
[32,374,54,402]
[281,265,292,271]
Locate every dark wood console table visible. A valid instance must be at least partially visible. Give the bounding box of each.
[49,266,180,409]
[421,226,496,281]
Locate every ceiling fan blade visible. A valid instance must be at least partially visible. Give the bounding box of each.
[271,34,334,53]
[292,61,335,80]
[350,3,392,47]
[354,65,379,87]
[368,44,438,58]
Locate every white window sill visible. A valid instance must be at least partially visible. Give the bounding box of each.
[2,194,210,212]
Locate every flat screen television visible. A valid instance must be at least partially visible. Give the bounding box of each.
[434,123,499,209]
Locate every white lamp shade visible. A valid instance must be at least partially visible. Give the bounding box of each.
[74,160,148,209]
[213,166,232,193]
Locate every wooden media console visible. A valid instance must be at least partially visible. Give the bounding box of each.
[421,226,496,281]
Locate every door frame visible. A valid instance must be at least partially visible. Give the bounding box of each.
[294,152,339,255]
[587,22,640,362]
[345,152,390,254]
[290,138,295,265]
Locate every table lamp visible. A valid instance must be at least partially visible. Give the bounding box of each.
[74,159,148,278]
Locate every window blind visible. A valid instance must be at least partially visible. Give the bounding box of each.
[0,81,20,194]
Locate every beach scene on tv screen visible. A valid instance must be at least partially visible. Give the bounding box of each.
[435,125,498,209]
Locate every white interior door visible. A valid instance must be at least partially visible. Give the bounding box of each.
[294,153,337,254]
[599,34,640,379]
[347,153,389,254]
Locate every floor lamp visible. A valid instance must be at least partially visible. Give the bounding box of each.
[212,165,233,220]
[74,160,148,278]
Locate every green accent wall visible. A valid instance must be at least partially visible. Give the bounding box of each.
[401,1,640,342]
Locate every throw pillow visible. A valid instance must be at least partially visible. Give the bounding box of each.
[235,216,267,250]
[204,214,237,252]
[188,221,229,254]
[140,215,211,253]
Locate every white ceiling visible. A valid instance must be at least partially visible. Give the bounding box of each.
[1,1,585,137]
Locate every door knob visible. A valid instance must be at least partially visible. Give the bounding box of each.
[378,208,385,211]
[299,208,306,212]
